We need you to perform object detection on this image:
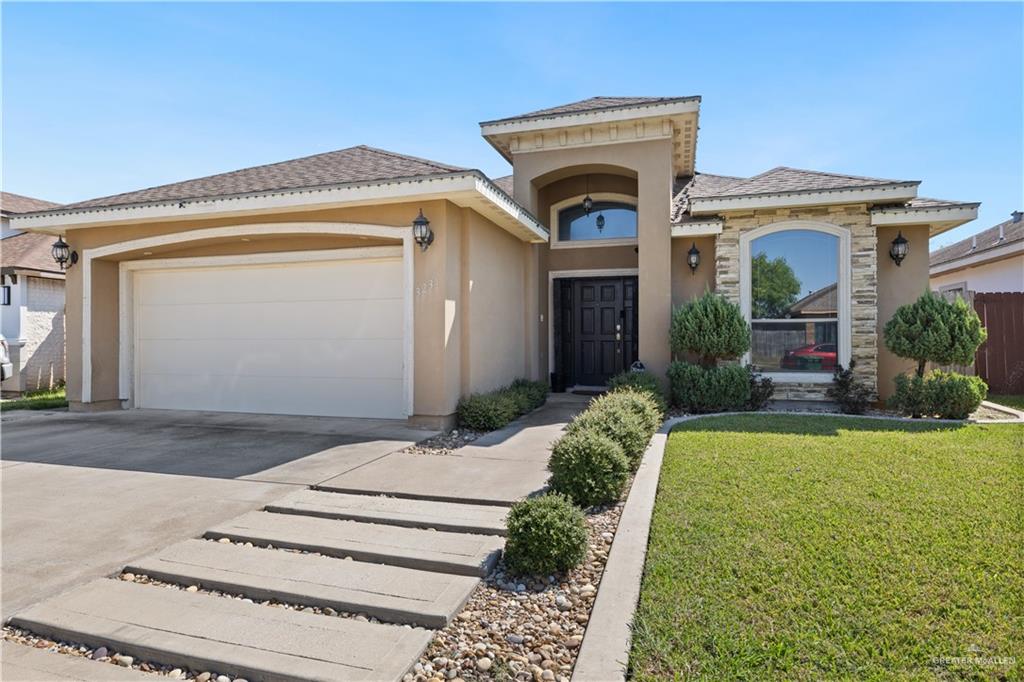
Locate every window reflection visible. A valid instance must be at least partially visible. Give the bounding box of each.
[750,230,839,372]
[558,202,637,241]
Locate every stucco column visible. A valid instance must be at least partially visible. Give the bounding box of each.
[637,146,674,381]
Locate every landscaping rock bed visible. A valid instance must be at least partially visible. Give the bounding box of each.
[3,626,197,679]
[407,499,624,682]
[404,428,484,456]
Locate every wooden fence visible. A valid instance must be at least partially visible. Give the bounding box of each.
[973,292,1024,393]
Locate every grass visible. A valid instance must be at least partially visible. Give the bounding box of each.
[988,394,1024,412]
[0,385,68,411]
[629,415,1022,681]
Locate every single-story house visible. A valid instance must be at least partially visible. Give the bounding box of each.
[930,211,1023,297]
[1,192,66,394]
[10,96,980,424]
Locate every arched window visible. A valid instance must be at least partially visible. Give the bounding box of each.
[741,223,850,375]
[557,201,637,242]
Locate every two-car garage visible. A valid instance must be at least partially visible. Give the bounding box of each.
[129,253,406,419]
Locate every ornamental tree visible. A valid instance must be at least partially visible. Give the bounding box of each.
[883,291,987,378]
[670,291,750,367]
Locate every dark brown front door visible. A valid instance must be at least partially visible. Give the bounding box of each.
[570,277,638,387]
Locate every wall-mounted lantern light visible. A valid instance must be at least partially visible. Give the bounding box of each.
[412,209,433,252]
[687,241,701,274]
[889,231,909,266]
[51,236,78,271]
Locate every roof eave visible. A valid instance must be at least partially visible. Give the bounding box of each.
[10,171,549,244]
[930,238,1024,274]
[479,97,701,137]
[689,182,921,214]
[872,202,979,237]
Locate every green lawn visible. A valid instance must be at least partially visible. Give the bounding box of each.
[988,394,1024,412]
[0,386,68,411]
[630,415,1022,681]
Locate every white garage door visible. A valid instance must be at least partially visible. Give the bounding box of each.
[133,257,405,418]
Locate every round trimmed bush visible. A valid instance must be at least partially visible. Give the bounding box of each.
[667,361,750,413]
[548,430,630,507]
[503,494,588,576]
[925,370,987,419]
[566,395,650,465]
[606,370,667,416]
[602,389,662,436]
[670,292,750,366]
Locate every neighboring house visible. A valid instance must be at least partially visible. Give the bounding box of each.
[1,192,66,394]
[930,211,1024,298]
[10,96,979,422]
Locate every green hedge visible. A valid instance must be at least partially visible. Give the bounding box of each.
[504,494,589,576]
[566,393,651,466]
[456,378,548,431]
[548,430,630,507]
[607,370,667,416]
[668,362,752,413]
[889,370,987,419]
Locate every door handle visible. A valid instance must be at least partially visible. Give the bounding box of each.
[616,333,621,341]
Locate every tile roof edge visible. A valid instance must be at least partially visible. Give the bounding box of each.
[692,179,921,202]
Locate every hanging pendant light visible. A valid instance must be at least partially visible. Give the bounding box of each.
[582,175,593,215]
[596,213,606,232]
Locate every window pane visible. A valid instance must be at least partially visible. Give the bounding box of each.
[751,230,838,319]
[558,201,637,241]
[751,321,838,372]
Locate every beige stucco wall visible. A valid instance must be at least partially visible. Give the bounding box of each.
[716,205,879,400]
[671,236,716,307]
[59,199,530,424]
[877,224,932,399]
[512,140,673,383]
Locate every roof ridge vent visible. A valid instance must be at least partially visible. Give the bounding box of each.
[1012,210,1022,223]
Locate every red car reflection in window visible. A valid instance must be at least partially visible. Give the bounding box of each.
[781,343,837,371]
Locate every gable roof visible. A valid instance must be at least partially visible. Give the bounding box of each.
[1,231,63,275]
[34,145,466,214]
[1,192,61,217]
[930,213,1024,267]
[481,96,700,126]
[700,167,916,199]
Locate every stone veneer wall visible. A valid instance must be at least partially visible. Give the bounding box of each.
[714,204,878,400]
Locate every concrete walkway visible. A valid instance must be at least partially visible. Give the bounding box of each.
[5,395,588,682]
[318,393,588,505]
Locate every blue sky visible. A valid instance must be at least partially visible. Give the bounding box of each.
[3,2,1021,248]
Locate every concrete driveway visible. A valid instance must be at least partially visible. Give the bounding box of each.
[1,408,431,618]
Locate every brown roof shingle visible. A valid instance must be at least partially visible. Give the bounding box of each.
[930,213,1024,267]
[671,172,746,223]
[491,175,514,196]
[1,232,63,274]
[1,192,61,216]
[32,146,467,215]
[482,96,700,126]
[702,167,915,199]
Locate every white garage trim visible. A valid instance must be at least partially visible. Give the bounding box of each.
[81,222,414,416]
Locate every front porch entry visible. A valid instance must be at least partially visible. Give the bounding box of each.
[552,275,639,390]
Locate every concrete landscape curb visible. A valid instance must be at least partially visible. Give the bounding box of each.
[571,407,1022,680]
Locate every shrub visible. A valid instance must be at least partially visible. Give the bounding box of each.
[604,388,663,436]
[670,292,750,367]
[457,392,518,431]
[548,430,630,507]
[925,371,987,419]
[884,291,987,378]
[566,394,650,465]
[510,378,549,411]
[457,378,549,431]
[826,361,874,415]
[889,373,928,418]
[503,494,588,576]
[668,362,750,413]
[607,370,667,416]
[746,367,775,411]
